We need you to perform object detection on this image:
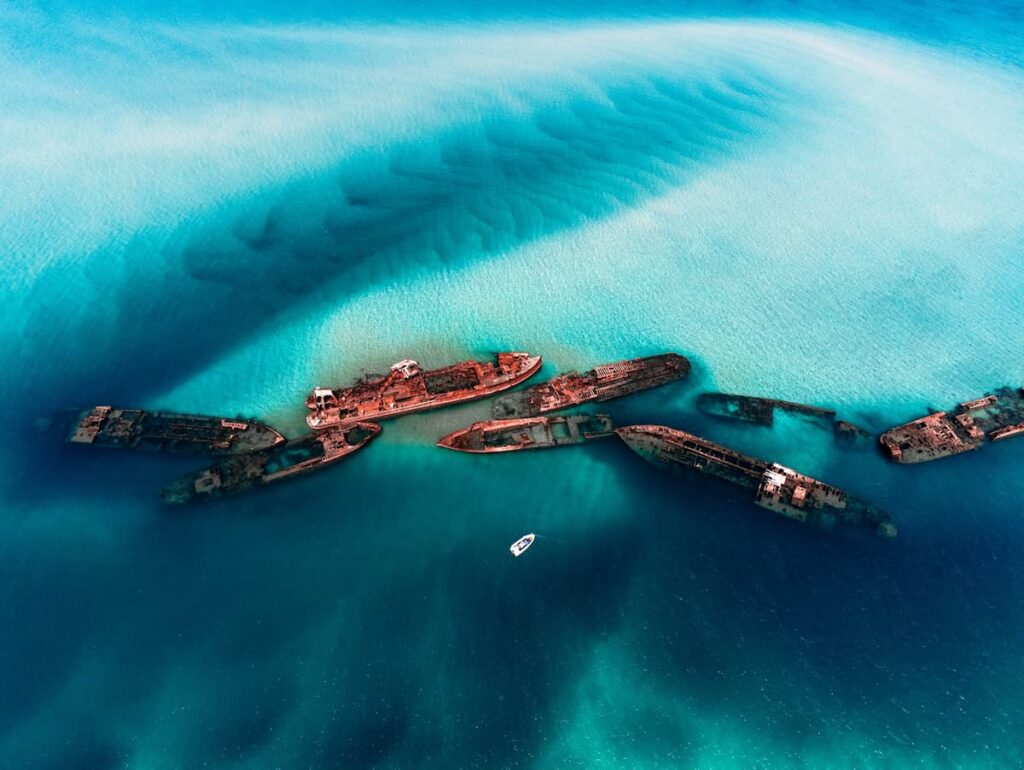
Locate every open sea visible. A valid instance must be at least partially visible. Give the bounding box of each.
[2,1,1023,767]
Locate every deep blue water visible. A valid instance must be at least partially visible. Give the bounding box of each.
[2,1,1024,768]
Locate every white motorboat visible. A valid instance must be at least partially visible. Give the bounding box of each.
[510,533,536,557]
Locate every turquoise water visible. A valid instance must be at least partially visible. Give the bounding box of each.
[2,2,1024,768]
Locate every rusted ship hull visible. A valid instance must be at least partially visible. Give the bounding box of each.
[880,387,1024,463]
[438,414,614,453]
[69,406,285,455]
[696,393,834,426]
[307,352,541,430]
[833,420,872,445]
[617,424,896,537]
[161,423,380,504]
[696,392,871,445]
[492,353,690,418]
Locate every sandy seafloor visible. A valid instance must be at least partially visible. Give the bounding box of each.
[2,1,1024,767]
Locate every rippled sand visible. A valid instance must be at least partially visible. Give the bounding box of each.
[2,10,1023,769]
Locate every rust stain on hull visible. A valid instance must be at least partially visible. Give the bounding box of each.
[492,353,690,418]
[306,352,542,430]
[880,387,1024,463]
[161,422,381,504]
[69,406,285,455]
[618,423,896,538]
[438,414,614,453]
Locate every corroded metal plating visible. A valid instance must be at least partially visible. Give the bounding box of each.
[492,353,690,418]
[307,352,542,430]
[618,424,896,537]
[69,406,285,455]
[161,423,381,504]
[438,414,614,453]
[880,387,1024,463]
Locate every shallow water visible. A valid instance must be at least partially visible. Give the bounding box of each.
[2,3,1024,768]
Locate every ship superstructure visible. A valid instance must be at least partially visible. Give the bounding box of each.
[161,423,380,504]
[492,353,690,418]
[617,424,896,537]
[880,387,1024,463]
[69,406,285,455]
[438,414,614,453]
[306,352,541,430]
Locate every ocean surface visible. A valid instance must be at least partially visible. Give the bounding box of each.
[2,1,1023,767]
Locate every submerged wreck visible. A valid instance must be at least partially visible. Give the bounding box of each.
[492,353,690,418]
[618,424,896,538]
[161,423,380,503]
[69,406,285,455]
[880,387,1024,463]
[696,392,871,446]
[438,414,614,453]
